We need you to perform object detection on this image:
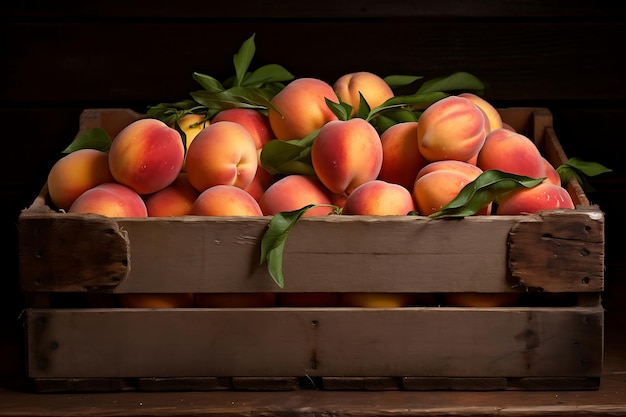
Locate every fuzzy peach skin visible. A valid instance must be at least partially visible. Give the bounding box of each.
[185,121,258,193]
[542,157,561,185]
[377,122,427,190]
[212,108,274,149]
[47,148,114,211]
[311,118,383,196]
[443,292,522,307]
[457,92,503,131]
[173,113,209,170]
[190,185,263,216]
[495,182,575,215]
[340,293,418,308]
[244,165,276,202]
[68,182,148,217]
[414,159,484,183]
[144,172,200,217]
[413,169,490,216]
[259,174,334,217]
[476,128,546,179]
[417,95,488,162]
[268,77,339,140]
[333,71,394,116]
[119,293,195,308]
[108,118,185,195]
[342,180,416,216]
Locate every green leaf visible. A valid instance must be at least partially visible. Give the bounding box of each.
[557,157,612,192]
[355,93,371,120]
[384,75,423,88]
[429,170,545,219]
[192,72,225,93]
[233,33,256,87]
[260,140,316,176]
[260,205,318,288]
[242,64,295,87]
[62,128,112,153]
[326,97,350,121]
[417,72,485,94]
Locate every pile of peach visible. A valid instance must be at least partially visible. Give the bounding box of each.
[46,72,574,220]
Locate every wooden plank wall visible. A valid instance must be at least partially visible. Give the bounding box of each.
[1,1,625,386]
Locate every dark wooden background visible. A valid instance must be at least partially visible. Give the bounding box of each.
[1,1,625,385]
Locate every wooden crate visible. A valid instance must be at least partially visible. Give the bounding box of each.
[18,107,605,392]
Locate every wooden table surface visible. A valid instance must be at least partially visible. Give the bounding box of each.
[0,311,624,417]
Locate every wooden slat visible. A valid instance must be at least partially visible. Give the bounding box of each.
[26,306,603,379]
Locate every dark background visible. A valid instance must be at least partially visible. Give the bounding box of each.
[1,1,625,385]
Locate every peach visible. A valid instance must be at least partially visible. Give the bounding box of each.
[495,181,575,215]
[185,121,258,192]
[377,121,427,190]
[311,118,383,196]
[119,293,195,308]
[108,118,184,195]
[268,77,339,140]
[457,92,503,131]
[415,159,484,183]
[68,182,148,217]
[47,148,114,211]
[212,108,274,149]
[173,113,209,169]
[542,157,561,186]
[417,95,488,162]
[413,169,490,216]
[190,185,263,216]
[342,180,416,216]
[477,128,545,179]
[244,165,275,202]
[194,293,277,308]
[259,174,334,216]
[144,172,200,217]
[340,293,418,308]
[333,71,394,115]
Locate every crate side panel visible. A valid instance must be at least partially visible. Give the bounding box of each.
[26,307,603,379]
[115,216,521,293]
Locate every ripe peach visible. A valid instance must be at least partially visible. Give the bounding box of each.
[414,160,484,183]
[259,175,334,217]
[495,181,575,215]
[119,293,195,308]
[185,121,258,193]
[212,108,274,149]
[457,92,503,131]
[413,169,490,216]
[333,71,394,115]
[47,148,114,211]
[244,165,275,202]
[342,180,416,216]
[109,118,185,195]
[190,185,263,216]
[542,157,561,186]
[340,293,418,308]
[476,128,545,179]
[194,293,277,308]
[311,118,383,196]
[144,172,200,217]
[377,121,427,190]
[268,77,339,140]
[68,182,148,217]
[417,95,488,162]
[173,113,209,169]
